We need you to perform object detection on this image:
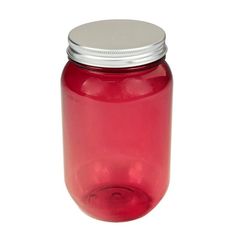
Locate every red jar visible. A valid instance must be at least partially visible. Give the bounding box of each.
[61,20,173,222]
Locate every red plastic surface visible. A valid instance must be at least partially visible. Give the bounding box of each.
[61,58,172,221]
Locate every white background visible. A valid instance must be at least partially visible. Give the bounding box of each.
[0,0,236,235]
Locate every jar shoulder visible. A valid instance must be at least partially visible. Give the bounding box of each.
[61,60,172,102]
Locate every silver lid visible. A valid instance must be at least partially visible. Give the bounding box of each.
[67,20,167,68]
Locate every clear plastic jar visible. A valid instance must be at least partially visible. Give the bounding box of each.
[61,20,173,222]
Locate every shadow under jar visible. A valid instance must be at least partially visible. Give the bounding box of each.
[61,20,173,222]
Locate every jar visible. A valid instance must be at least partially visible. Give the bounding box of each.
[61,20,173,222]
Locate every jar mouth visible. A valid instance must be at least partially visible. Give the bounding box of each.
[67,20,167,68]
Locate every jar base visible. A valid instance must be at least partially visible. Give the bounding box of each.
[81,185,152,222]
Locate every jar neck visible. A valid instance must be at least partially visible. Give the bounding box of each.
[69,57,166,74]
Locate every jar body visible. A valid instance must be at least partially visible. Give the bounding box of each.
[61,59,172,221]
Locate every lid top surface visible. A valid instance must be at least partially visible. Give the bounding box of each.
[69,20,165,50]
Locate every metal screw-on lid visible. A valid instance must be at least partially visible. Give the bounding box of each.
[67,20,167,68]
